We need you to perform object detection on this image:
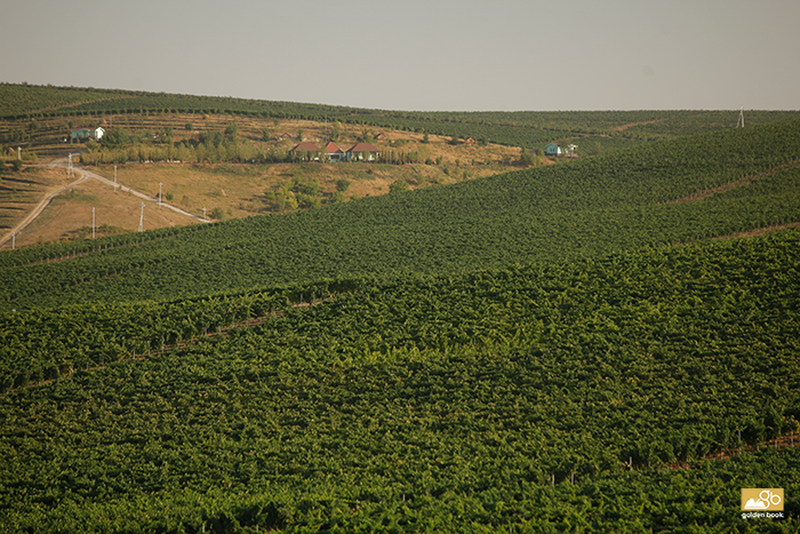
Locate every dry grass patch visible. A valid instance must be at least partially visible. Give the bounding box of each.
[12,173,200,248]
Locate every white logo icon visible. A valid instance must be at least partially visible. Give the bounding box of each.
[744,490,782,510]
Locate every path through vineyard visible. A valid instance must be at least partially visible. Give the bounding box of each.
[666,158,800,204]
[667,432,800,471]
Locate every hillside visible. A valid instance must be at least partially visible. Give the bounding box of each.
[1,230,799,532]
[2,84,799,531]
[2,118,800,310]
[4,83,800,249]
[1,107,532,248]
[3,83,800,154]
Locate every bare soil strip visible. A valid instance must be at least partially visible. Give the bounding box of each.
[608,119,664,131]
[665,159,800,205]
[711,221,800,241]
[666,432,799,471]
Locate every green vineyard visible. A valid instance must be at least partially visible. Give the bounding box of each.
[1,231,799,532]
[3,83,800,151]
[2,118,800,309]
[1,85,799,532]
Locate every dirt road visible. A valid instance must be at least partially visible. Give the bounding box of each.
[0,159,208,248]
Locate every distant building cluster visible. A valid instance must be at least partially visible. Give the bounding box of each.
[545,142,578,157]
[71,126,105,142]
[290,141,380,162]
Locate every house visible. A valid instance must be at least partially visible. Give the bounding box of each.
[71,128,91,141]
[71,127,105,142]
[346,142,380,162]
[324,141,345,162]
[290,142,320,161]
[566,144,578,157]
[464,137,476,146]
[545,143,562,156]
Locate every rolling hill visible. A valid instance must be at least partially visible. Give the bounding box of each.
[1,85,799,532]
[2,118,800,309]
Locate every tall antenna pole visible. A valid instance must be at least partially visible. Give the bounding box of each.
[138,203,145,232]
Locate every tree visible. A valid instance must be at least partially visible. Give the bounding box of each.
[518,149,535,167]
[389,179,409,193]
[103,128,130,150]
[335,178,351,192]
[224,123,238,142]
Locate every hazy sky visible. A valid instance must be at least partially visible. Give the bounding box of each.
[3,0,798,111]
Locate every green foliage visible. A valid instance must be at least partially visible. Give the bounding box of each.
[224,122,238,142]
[518,148,535,166]
[334,178,351,192]
[4,119,800,309]
[101,127,130,149]
[1,232,799,531]
[2,85,800,531]
[3,83,799,152]
[389,178,410,193]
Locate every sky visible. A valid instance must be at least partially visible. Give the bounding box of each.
[2,0,799,111]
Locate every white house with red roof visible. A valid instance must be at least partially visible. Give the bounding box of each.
[324,142,345,162]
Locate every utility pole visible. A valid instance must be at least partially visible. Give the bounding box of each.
[159,182,163,208]
[114,164,118,192]
[138,203,145,232]
[203,206,207,220]
[12,231,17,250]
[92,207,96,239]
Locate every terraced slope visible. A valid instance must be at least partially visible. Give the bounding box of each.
[3,83,800,151]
